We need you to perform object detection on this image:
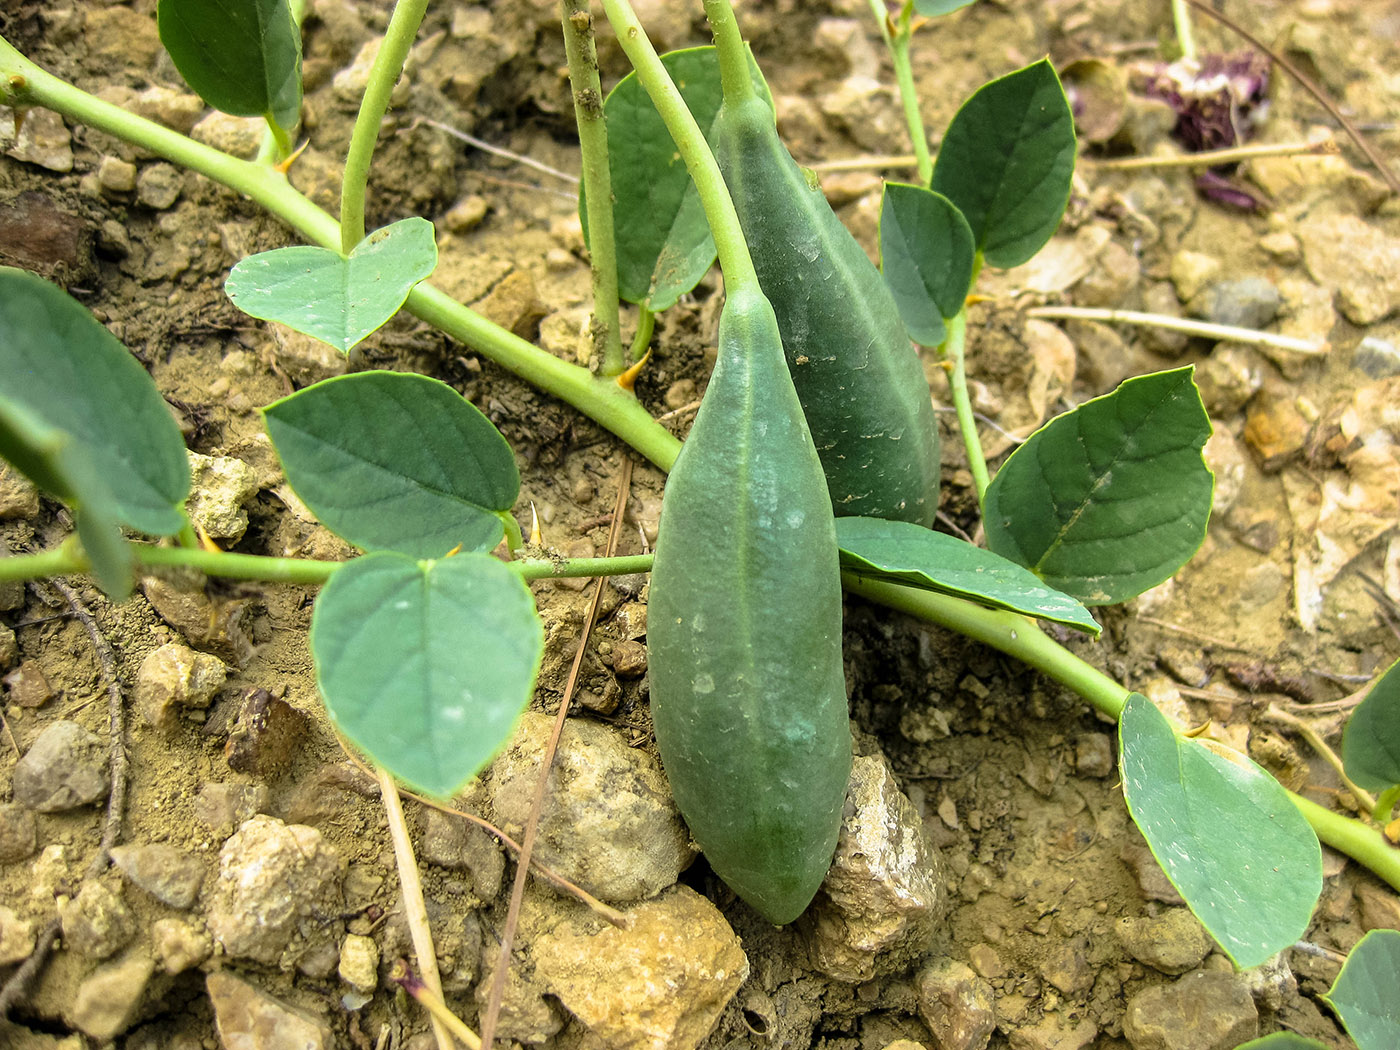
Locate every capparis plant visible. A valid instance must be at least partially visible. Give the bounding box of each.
[0,0,1396,1044]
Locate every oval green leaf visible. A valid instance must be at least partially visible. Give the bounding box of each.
[311,552,544,797]
[582,46,769,310]
[1343,658,1400,795]
[983,367,1213,606]
[1119,693,1323,970]
[263,371,519,558]
[157,0,302,132]
[225,217,438,353]
[1236,1036,1329,1050]
[930,58,1076,269]
[0,267,189,538]
[1324,929,1400,1050]
[879,183,976,346]
[915,0,979,13]
[836,516,1099,635]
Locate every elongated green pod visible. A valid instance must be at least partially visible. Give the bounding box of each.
[711,94,941,526]
[649,287,852,925]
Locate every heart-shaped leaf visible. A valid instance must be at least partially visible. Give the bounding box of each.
[225,217,438,352]
[311,551,544,797]
[836,517,1099,634]
[879,182,976,346]
[984,367,1213,605]
[263,371,519,559]
[1119,693,1322,970]
[0,267,190,539]
[931,58,1076,269]
[157,0,302,133]
[1343,658,1400,797]
[1324,929,1400,1050]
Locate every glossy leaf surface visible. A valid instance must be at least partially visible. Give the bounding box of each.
[311,552,544,796]
[983,367,1212,605]
[836,517,1099,634]
[1119,693,1322,970]
[879,183,976,346]
[263,371,518,558]
[226,218,437,352]
[1324,929,1400,1050]
[1343,657,1400,794]
[930,58,1076,269]
[157,0,301,131]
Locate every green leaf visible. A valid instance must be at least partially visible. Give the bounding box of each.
[1343,658,1400,796]
[879,183,976,346]
[983,367,1213,606]
[1119,693,1322,970]
[157,0,302,132]
[583,46,769,310]
[0,267,189,538]
[225,218,438,353]
[310,552,544,797]
[1324,929,1400,1050]
[0,395,132,598]
[914,0,979,15]
[1235,1036,1330,1050]
[263,371,519,559]
[836,517,1099,635]
[930,58,1076,269]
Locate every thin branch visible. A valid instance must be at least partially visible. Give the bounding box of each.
[1084,136,1339,171]
[418,118,580,184]
[1025,305,1328,355]
[478,457,634,1050]
[1265,705,1378,814]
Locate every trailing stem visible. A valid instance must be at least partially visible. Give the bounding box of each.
[867,0,934,184]
[560,0,626,376]
[939,310,990,505]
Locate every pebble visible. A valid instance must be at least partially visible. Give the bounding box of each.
[194,781,272,839]
[66,952,154,1041]
[1073,733,1115,778]
[443,194,489,234]
[1116,909,1213,974]
[136,162,182,210]
[820,75,902,152]
[0,462,39,519]
[152,916,212,974]
[135,643,228,732]
[1074,238,1140,308]
[1188,278,1281,330]
[1353,335,1400,379]
[1006,1015,1099,1050]
[59,880,134,959]
[0,802,36,863]
[1242,387,1309,469]
[477,269,548,340]
[0,623,15,670]
[1169,250,1220,302]
[141,575,255,665]
[8,107,74,172]
[206,970,333,1050]
[190,111,265,159]
[1355,878,1400,932]
[1258,231,1301,265]
[4,659,54,708]
[109,843,206,909]
[803,755,948,982]
[130,85,205,134]
[1204,429,1249,517]
[0,189,94,279]
[1139,282,1189,356]
[338,932,380,993]
[334,37,412,105]
[1122,969,1258,1050]
[609,638,648,678]
[915,959,996,1050]
[96,156,137,195]
[187,451,260,543]
[1120,841,1184,905]
[531,885,748,1050]
[269,323,350,384]
[223,689,309,778]
[1193,344,1264,417]
[1297,212,1400,325]
[205,815,345,968]
[418,805,504,899]
[484,711,693,903]
[0,906,35,965]
[1040,935,1094,996]
[13,720,110,812]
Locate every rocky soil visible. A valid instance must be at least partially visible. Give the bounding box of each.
[2,0,1400,1048]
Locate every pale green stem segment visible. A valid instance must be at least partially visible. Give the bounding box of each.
[868,0,933,185]
[601,0,761,296]
[0,36,681,473]
[1171,0,1198,63]
[940,309,990,506]
[340,0,430,253]
[702,0,758,104]
[630,305,655,362]
[0,541,654,586]
[560,0,626,377]
[1291,793,1400,893]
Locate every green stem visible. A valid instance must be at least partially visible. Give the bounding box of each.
[1171,0,1197,63]
[0,36,681,474]
[700,0,758,104]
[1290,793,1400,893]
[886,7,933,185]
[601,0,760,295]
[630,306,655,362]
[940,309,990,506]
[340,0,430,253]
[561,0,625,377]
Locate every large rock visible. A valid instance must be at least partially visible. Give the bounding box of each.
[206,970,333,1050]
[13,720,110,812]
[59,880,133,959]
[1298,212,1400,325]
[1115,910,1213,974]
[205,816,344,970]
[1123,970,1259,1050]
[531,885,748,1050]
[802,755,948,981]
[915,959,996,1050]
[484,712,693,903]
